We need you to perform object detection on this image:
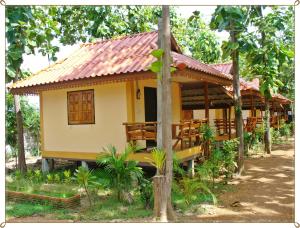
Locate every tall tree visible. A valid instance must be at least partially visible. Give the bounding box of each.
[6,6,62,172]
[210,6,248,174]
[156,6,174,222]
[239,6,294,153]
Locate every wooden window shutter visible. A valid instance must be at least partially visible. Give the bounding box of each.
[67,89,95,125]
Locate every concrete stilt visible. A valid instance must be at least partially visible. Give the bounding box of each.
[81,161,89,169]
[48,159,54,171]
[188,159,195,178]
[42,158,50,174]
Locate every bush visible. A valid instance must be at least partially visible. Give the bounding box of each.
[138,178,153,209]
[222,139,238,179]
[74,166,97,207]
[271,128,281,144]
[279,122,291,139]
[96,144,143,203]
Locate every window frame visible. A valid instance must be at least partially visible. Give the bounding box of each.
[67,89,95,125]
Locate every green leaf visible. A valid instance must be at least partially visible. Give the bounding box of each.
[151,49,164,58]
[170,67,177,73]
[149,60,162,73]
[28,40,37,47]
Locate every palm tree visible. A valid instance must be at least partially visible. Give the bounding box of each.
[96,144,143,202]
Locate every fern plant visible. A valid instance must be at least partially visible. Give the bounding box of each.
[96,145,143,202]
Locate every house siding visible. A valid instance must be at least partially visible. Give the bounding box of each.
[42,83,128,153]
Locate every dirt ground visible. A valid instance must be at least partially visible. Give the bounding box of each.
[181,138,295,223]
[8,138,295,223]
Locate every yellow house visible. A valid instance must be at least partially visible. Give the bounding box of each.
[10,31,233,170]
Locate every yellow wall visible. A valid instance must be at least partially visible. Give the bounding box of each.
[41,79,183,155]
[132,79,181,123]
[42,83,128,153]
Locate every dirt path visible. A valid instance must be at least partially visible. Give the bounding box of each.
[182,138,295,223]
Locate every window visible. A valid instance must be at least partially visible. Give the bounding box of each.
[67,89,95,125]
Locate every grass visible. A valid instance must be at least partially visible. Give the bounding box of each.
[7,184,76,198]
[6,201,54,218]
[76,195,152,221]
[6,191,152,221]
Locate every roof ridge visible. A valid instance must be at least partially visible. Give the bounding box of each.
[81,30,158,46]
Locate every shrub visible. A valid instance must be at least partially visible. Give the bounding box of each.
[222,139,238,180]
[146,148,165,175]
[179,177,217,206]
[271,128,281,144]
[279,122,291,139]
[138,178,153,209]
[74,166,96,207]
[96,144,143,203]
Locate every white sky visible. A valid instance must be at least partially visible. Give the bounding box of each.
[23,6,229,106]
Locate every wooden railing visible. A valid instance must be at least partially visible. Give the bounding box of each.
[123,122,157,141]
[123,119,208,150]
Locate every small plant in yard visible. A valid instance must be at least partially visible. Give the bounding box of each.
[46,173,54,184]
[146,148,166,175]
[243,131,252,154]
[63,170,72,184]
[271,128,281,144]
[200,124,215,155]
[74,166,97,207]
[178,177,217,206]
[96,144,143,204]
[222,139,238,180]
[279,122,291,139]
[138,177,153,209]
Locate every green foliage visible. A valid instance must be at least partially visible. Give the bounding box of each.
[74,166,96,207]
[200,124,215,142]
[279,122,291,139]
[5,93,40,155]
[146,148,166,175]
[240,6,294,99]
[6,201,54,218]
[173,10,222,63]
[271,128,281,144]
[222,139,238,179]
[63,170,72,184]
[96,145,143,202]
[178,177,217,206]
[138,178,153,209]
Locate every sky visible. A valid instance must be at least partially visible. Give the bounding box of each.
[22,6,229,106]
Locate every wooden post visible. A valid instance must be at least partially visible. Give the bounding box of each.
[188,159,195,178]
[251,94,254,117]
[204,82,209,122]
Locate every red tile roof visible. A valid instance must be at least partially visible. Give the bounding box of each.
[209,62,232,75]
[10,31,231,91]
[211,63,292,104]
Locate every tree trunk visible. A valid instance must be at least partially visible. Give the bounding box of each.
[257,6,272,154]
[230,29,244,175]
[264,97,271,154]
[14,93,27,173]
[155,6,175,222]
